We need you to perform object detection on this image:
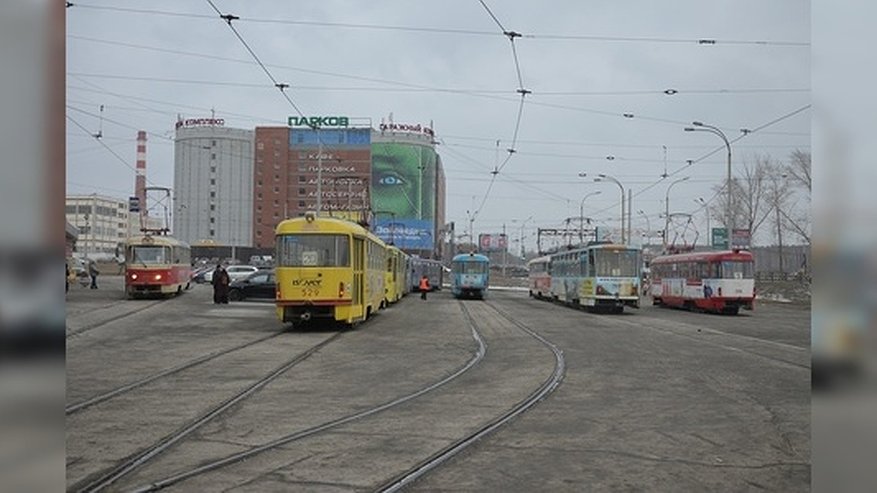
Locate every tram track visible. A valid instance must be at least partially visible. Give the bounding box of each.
[66,331,286,415]
[512,292,809,371]
[66,299,167,339]
[71,331,345,493]
[125,301,489,493]
[374,300,566,493]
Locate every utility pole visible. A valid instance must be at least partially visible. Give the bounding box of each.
[502,223,507,277]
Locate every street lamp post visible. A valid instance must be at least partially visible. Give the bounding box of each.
[664,176,690,251]
[685,122,732,245]
[595,174,625,244]
[637,210,651,242]
[511,216,533,259]
[578,190,601,243]
[696,197,710,247]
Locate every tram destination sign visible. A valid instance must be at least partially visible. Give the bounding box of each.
[288,116,350,128]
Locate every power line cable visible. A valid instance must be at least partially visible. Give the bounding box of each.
[202,0,309,124]
[67,3,809,46]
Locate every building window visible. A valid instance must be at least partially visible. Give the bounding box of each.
[210,178,216,185]
[257,217,262,224]
[273,187,279,193]
[257,142,264,150]
[258,193,262,199]
[298,188,306,195]
[212,140,216,147]
[298,201,305,207]
[209,229,215,236]
[210,191,216,198]
[256,230,262,236]
[210,218,215,224]
[273,212,279,218]
[211,166,216,173]
[257,180,262,186]
[298,176,306,183]
[210,204,215,211]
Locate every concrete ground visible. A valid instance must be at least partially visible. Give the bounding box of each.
[66,279,809,492]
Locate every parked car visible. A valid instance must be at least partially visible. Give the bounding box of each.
[228,270,275,301]
[191,266,212,284]
[202,265,259,283]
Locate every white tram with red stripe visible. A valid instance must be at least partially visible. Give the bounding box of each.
[649,249,755,315]
[125,234,192,298]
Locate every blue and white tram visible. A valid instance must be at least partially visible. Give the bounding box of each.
[549,242,641,313]
[451,252,490,299]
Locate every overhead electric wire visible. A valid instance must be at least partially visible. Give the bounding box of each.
[68,3,808,46]
[67,35,808,137]
[581,104,812,222]
[202,0,309,123]
[66,114,158,186]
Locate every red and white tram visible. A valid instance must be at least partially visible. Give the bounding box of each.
[649,249,755,315]
[125,234,192,298]
[527,255,552,299]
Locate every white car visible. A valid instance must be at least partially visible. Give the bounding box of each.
[203,265,260,283]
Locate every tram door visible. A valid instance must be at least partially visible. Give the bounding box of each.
[353,238,363,307]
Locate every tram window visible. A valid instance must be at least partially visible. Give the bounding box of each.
[129,246,169,264]
[593,249,639,277]
[720,261,754,279]
[277,234,350,267]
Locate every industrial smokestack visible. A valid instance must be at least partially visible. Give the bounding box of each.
[135,130,147,222]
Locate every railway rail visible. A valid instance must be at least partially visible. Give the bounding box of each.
[126,301,489,492]
[66,330,286,415]
[375,300,565,492]
[71,331,344,493]
[66,299,167,339]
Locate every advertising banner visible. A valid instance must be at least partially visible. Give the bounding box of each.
[731,228,752,248]
[374,219,433,250]
[371,142,436,251]
[478,234,508,252]
[290,128,371,147]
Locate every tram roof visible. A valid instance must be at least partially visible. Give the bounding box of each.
[649,249,754,264]
[126,234,189,248]
[275,214,386,246]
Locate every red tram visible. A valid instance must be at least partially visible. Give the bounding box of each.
[649,249,755,315]
[125,234,192,298]
[527,255,552,299]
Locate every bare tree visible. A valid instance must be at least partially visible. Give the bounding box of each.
[709,155,775,242]
[780,149,811,245]
[786,149,812,194]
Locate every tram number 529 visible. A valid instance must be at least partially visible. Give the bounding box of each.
[302,287,320,297]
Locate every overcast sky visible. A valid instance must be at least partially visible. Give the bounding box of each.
[66,0,810,251]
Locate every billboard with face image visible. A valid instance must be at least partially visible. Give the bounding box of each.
[371,141,436,251]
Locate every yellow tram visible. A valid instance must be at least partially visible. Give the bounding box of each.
[275,213,386,326]
[384,245,410,306]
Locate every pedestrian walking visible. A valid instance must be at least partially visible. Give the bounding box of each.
[419,275,430,300]
[88,260,99,289]
[212,264,230,304]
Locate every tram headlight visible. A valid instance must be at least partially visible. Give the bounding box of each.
[154,273,162,281]
[130,273,138,280]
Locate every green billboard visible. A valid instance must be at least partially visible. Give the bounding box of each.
[371,142,437,250]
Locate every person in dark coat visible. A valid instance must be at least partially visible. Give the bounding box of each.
[88,260,99,289]
[212,264,230,304]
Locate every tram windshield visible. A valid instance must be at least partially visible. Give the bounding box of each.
[720,260,754,279]
[277,234,350,267]
[129,246,169,265]
[453,261,488,275]
[593,249,640,277]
